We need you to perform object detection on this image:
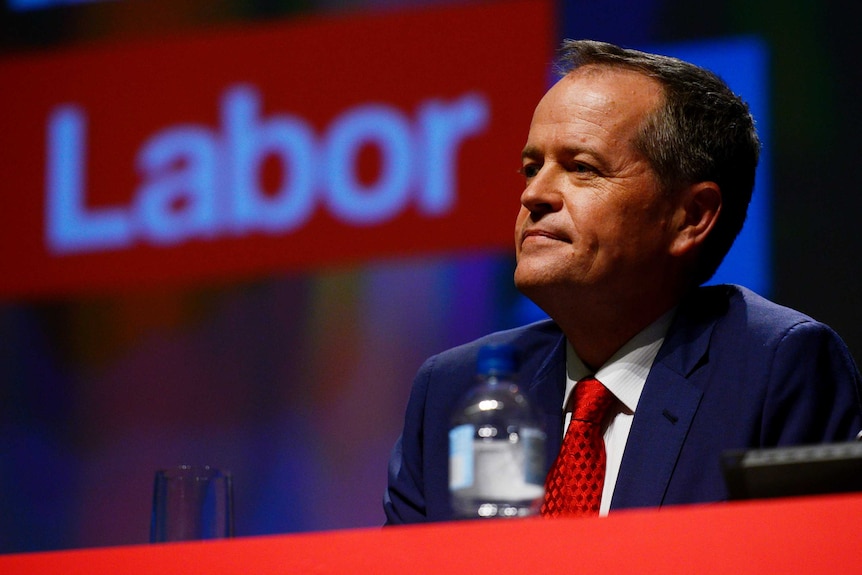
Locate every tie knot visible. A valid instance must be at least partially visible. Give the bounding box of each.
[571,377,614,424]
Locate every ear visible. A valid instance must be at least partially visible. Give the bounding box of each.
[669,181,721,257]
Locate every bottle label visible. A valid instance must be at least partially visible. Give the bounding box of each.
[449,424,475,490]
[449,425,545,500]
[470,437,544,500]
[521,427,546,487]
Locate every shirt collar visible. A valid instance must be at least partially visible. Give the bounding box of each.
[564,308,676,413]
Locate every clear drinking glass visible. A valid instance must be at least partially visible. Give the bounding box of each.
[150,465,234,542]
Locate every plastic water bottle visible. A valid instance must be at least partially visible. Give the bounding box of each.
[449,343,546,518]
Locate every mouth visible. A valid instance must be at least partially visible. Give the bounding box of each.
[521,228,570,244]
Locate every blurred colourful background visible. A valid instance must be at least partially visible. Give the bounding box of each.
[2,0,861,553]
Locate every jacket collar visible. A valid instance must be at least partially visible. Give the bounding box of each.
[609,287,725,509]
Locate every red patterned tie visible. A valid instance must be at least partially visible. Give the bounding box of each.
[541,377,615,517]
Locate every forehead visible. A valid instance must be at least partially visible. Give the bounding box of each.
[530,65,663,141]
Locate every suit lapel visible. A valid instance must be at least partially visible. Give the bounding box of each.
[524,333,567,474]
[610,290,720,509]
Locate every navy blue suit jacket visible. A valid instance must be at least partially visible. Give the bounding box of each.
[384,285,862,523]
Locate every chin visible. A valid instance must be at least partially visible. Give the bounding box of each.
[516,260,560,287]
[515,269,556,296]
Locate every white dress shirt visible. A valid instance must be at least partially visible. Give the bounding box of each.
[562,309,675,515]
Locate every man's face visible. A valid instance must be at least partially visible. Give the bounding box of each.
[514,66,683,306]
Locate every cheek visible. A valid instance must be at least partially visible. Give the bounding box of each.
[514,207,529,238]
[575,204,630,257]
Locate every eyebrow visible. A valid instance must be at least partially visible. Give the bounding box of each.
[521,145,541,161]
[521,143,603,163]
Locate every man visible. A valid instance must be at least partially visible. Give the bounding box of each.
[383,40,862,523]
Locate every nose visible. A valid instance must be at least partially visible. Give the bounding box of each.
[520,165,563,216]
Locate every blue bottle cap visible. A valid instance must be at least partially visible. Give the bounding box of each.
[476,343,518,376]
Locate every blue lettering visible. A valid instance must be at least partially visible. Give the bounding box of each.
[324,105,413,226]
[44,86,491,255]
[45,106,133,254]
[135,126,219,244]
[417,94,489,215]
[224,86,317,234]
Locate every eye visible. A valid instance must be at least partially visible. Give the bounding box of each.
[568,160,599,177]
[519,163,540,179]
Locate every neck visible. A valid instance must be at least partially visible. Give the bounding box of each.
[536,287,685,370]
[563,312,664,370]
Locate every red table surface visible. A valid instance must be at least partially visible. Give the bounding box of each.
[2,493,860,574]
